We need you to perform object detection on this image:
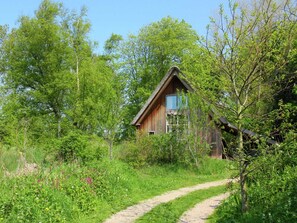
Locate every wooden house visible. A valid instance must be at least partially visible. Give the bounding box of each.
[131,66,224,158]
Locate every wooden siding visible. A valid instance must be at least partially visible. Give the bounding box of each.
[209,126,223,158]
[134,67,223,159]
[138,76,188,133]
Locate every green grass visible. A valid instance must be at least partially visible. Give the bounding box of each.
[79,158,231,223]
[136,185,226,223]
[0,145,46,176]
[0,146,231,223]
[0,146,21,173]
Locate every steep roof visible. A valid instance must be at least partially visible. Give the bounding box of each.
[131,66,193,126]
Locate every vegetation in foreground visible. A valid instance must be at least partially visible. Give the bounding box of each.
[0,141,230,223]
[208,127,297,223]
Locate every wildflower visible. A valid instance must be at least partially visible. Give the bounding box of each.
[84,177,93,185]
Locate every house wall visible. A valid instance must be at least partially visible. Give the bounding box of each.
[209,126,223,158]
[137,75,223,158]
[138,76,187,134]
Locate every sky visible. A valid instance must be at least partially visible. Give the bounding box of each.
[0,0,228,53]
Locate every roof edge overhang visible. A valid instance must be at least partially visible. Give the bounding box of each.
[131,66,192,126]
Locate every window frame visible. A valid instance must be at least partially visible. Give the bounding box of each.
[165,94,188,112]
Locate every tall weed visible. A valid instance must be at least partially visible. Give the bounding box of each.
[118,131,211,168]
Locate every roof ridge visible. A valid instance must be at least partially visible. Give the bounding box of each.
[131,66,183,125]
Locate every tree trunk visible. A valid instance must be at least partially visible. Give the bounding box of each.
[57,117,61,138]
[237,105,248,212]
[240,160,248,212]
[109,139,113,160]
[23,118,28,151]
[188,143,199,167]
[76,54,80,94]
[170,143,173,163]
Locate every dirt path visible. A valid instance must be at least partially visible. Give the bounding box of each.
[179,192,230,223]
[103,179,230,223]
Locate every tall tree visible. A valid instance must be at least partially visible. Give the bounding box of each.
[2,0,73,137]
[196,0,296,212]
[1,0,124,146]
[0,25,8,73]
[62,7,94,129]
[119,17,200,137]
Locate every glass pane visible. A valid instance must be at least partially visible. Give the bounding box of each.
[166,95,177,110]
[178,95,188,109]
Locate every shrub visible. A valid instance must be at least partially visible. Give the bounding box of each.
[118,131,209,167]
[210,131,297,222]
[0,175,77,223]
[58,132,108,163]
[58,132,87,162]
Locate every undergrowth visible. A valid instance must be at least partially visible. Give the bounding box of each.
[0,157,230,223]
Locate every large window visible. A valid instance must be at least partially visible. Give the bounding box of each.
[166,94,188,111]
[166,95,178,110]
[165,94,189,133]
[166,113,189,133]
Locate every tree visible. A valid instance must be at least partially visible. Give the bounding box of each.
[0,25,8,74]
[101,73,123,160]
[104,33,123,58]
[119,17,200,137]
[0,0,125,156]
[2,0,73,138]
[61,6,95,130]
[197,0,296,212]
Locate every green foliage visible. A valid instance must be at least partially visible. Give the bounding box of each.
[210,90,297,222]
[118,131,210,168]
[0,145,46,177]
[199,0,297,213]
[0,176,77,223]
[247,131,297,222]
[0,0,123,144]
[104,33,123,57]
[118,16,200,137]
[0,158,230,223]
[210,129,297,223]
[0,146,20,173]
[58,132,108,163]
[2,0,72,136]
[58,132,87,162]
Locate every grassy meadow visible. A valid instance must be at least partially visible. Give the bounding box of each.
[0,142,231,223]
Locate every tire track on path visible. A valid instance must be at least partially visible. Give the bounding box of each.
[104,179,231,223]
[179,192,230,223]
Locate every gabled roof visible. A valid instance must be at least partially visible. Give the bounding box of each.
[131,66,193,126]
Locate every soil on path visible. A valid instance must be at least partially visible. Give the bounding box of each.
[179,192,230,223]
[103,179,230,223]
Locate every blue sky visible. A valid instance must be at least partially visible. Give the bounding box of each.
[0,0,228,53]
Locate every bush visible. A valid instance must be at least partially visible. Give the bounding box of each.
[245,131,297,222]
[0,160,129,222]
[210,131,297,223]
[58,132,108,163]
[58,132,87,162]
[118,131,209,168]
[0,175,77,223]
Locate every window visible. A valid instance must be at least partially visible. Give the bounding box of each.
[166,94,188,111]
[166,95,178,110]
[149,131,155,135]
[166,114,189,133]
[165,94,189,133]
